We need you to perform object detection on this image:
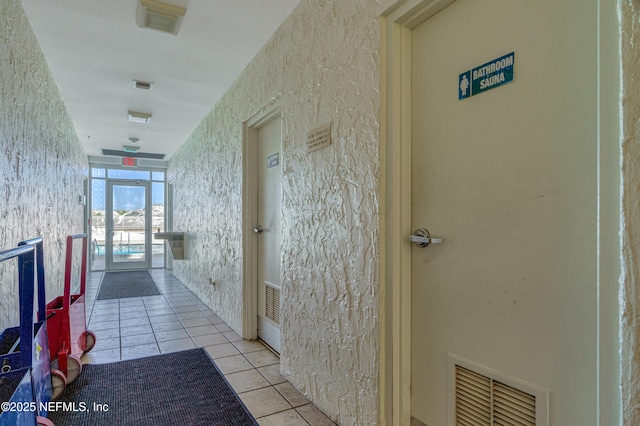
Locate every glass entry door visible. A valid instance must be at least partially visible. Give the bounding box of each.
[106,180,151,270]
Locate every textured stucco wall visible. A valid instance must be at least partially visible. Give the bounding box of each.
[621,1,640,424]
[0,0,88,331]
[168,0,392,423]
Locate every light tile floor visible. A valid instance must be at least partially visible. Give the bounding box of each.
[80,269,336,426]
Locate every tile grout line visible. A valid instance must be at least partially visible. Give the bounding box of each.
[141,295,160,359]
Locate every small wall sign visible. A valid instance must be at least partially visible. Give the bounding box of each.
[307,123,332,153]
[267,152,279,168]
[459,52,515,100]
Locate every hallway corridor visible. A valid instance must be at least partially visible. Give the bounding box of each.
[80,270,335,426]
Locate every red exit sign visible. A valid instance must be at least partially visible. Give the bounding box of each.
[122,157,137,167]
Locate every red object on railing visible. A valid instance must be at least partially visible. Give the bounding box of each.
[46,234,96,395]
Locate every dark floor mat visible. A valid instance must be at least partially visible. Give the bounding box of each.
[96,270,160,300]
[47,348,258,426]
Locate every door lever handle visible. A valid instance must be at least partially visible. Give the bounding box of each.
[253,225,264,235]
[409,228,443,247]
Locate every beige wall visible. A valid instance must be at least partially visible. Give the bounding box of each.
[168,1,391,424]
[0,0,88,331]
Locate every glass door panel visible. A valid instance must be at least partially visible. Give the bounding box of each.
[91,178,107,270]
[107,180,151,270]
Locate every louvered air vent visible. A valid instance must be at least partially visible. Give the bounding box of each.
[456,366,491,424]
[493,381,536,425]
[265,283,280,325]
[455,365,537,426]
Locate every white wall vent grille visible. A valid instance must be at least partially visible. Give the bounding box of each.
[493,381,536,425]
[455,365,492,424]
[265,284,280,325]
[454,363,542,426]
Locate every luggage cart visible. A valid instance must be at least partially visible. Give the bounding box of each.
[0,241,55,426]
[45,234,95,389]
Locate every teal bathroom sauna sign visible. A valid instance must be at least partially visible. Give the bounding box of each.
[458,52,515,100]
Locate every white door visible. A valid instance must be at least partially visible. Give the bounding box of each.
[256,117,282,353]
[106,179,151,271]
[410,1,597,425]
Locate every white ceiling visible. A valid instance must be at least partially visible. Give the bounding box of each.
[20,0,300,160]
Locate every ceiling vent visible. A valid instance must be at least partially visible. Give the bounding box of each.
[101,149,165,160]
[127,110,152,124]
[136,0,187,35]
[132,79,154,91]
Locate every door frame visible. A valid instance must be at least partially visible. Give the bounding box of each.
[380,2,455,423]
[379,0,621,425]
[242,100,282,340]
[165,182,175,270]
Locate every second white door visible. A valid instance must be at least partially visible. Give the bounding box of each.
[256,116,282,353]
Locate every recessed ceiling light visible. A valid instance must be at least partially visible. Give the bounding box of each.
[132,79,154,91]
[123,145,140,153]
[128,110,152,124]
[136,0,186,35]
